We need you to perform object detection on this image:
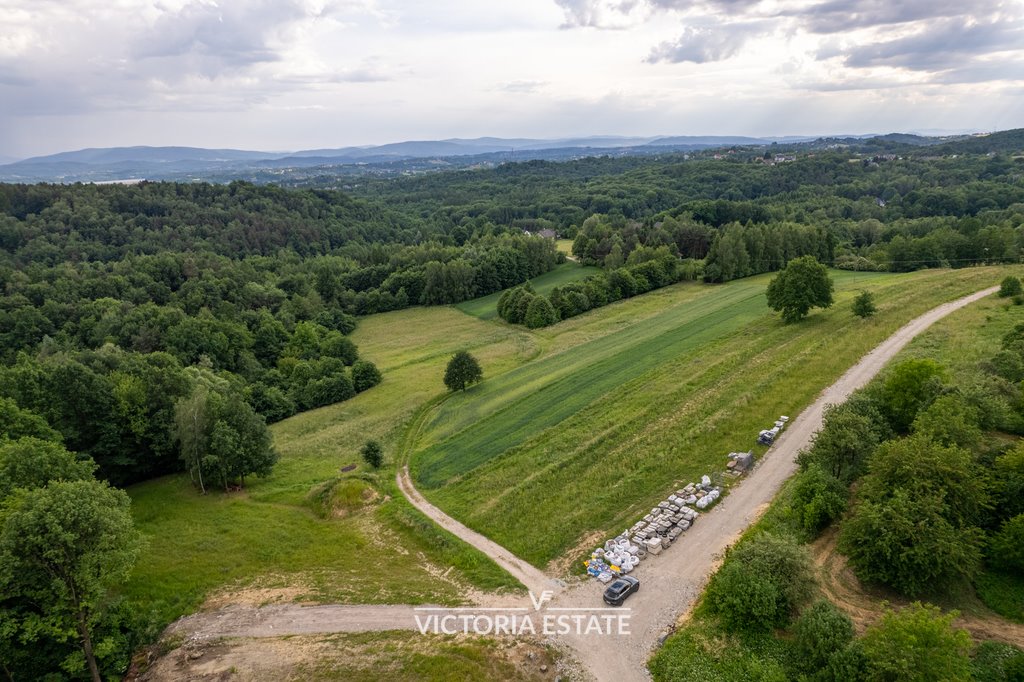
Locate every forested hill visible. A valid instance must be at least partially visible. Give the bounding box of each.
[0,139,1022,486]
[0,181,561,486]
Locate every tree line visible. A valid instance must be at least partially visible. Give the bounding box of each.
[496,247,698,328]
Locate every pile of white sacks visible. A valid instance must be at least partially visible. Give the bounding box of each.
[584,474,722,583]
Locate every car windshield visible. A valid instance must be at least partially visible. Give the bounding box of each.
[608,580,628,593]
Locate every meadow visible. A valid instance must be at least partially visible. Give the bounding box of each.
[123,265,1017,632]
[123,306,533,628]
[414,267,1019,567]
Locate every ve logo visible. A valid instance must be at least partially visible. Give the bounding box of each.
[528,590,554,611]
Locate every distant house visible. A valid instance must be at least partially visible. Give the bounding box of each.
[522,227,557,239]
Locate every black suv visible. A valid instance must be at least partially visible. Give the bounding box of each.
[602,575,640,606]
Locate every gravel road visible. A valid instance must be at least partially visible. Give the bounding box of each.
[167,286,997,682]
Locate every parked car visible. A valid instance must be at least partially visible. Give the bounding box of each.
[602,575,640,606]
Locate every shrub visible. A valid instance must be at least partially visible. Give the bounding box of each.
[852,291,877,318]
[860,603,972,682]
[999,276,1022,298]
[988,514,1024,573]
[706,533,815,631]
[524,296,557,328]
[351,360,382,393]
[793,600,855,676]
[361,440,383,468]
[790,464,848,537]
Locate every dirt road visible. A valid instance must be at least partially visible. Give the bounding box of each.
[166,286,998,681]
[398,285,1000,681]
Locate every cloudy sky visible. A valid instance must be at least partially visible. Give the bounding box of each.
[1,0,1022,158]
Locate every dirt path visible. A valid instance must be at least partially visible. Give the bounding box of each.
[812,527,1024,648]
[163,286,999,681]
[394,285,999,681]
[397,465,561,598]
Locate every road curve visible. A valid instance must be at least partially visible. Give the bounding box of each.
[398,285,999,681]
[163,286,998,681]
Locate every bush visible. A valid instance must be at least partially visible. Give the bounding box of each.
[799,403,880,483]
[524,296,557,328]
[351,360,382,393]
[878,359,946,432]
[999,276,1022,298]
[361,440,383,468]
[706,533,815,631]
[988,514,1024,573]
[852,291,877,318]
[790,464,848,537]
[860,603,972,682]
[839,489,984,596]
[793,600,855,676]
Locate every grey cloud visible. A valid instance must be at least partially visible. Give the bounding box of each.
[132,1,310,76]
[838,20,1024,71]
[647,21,769,63]
[799,0,1003,34]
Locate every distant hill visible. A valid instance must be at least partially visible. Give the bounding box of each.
[14,146,280,166]
[3,130,1019,184]
[925,129,1024,155]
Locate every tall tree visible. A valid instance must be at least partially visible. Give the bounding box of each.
[765,255,834,323]
[444,351,483,392]
[0,480,142,682]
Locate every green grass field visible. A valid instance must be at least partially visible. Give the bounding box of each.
[123,307,533,629]
[124,265,1019,634]
[649,280,1024,681]
[414,267,1020,567]
[454,261,600,320]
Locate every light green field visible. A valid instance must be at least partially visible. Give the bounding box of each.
[454,261,600,320]
[124,307,534,628]
[413,267,1019,567]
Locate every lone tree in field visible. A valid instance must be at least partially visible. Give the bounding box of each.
[361,440,383,469]
[852,290,877,318]
[766,256,834,323]
[444,350,483,392]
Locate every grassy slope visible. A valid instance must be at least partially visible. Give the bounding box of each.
[417,267,1020,567]
[124,307,534,627]
[649,286,1024,681]
[454,261,600,320]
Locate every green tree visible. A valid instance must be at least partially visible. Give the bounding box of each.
[706,533,815,631]
[852,290,877,318]
[524,296,557,328]
[800,403,880,483]
[0,397,61,443]
[911,393,982,449]
[860,603,972,682]
[0,480,143,682]
[174,385,214,493]
[361,440,383,468]
[0,437,95,499]
[879,359,945,432]
[793,600,855,676]
[999,276,1022,298]
[765,255,834,323]
[839,489,983,596]
[351,360,382,393]
[444,351,483,392]
[988,514,1024,573]
[789,464,848,537]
